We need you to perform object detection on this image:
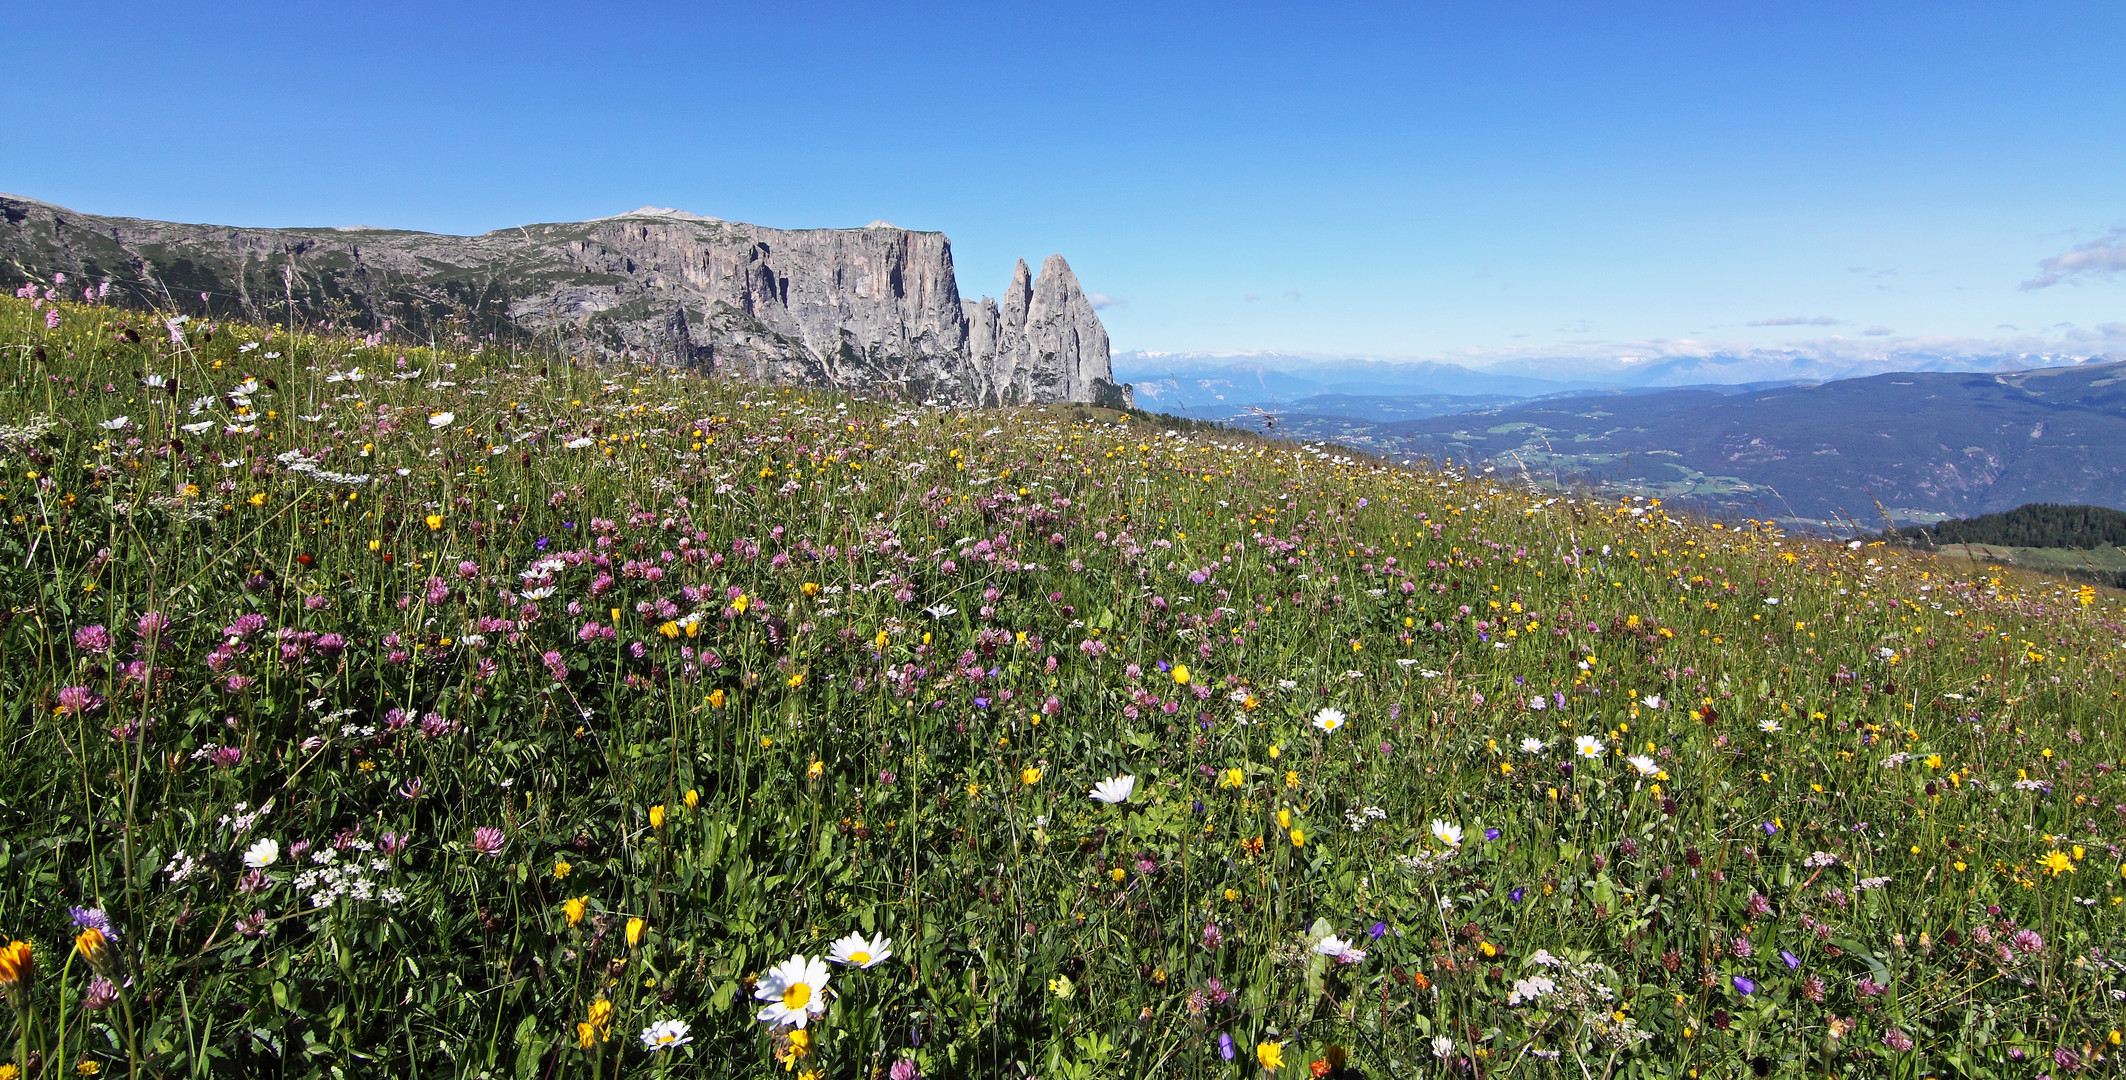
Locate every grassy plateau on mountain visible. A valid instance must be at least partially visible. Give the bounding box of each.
[1,291,2123,1078]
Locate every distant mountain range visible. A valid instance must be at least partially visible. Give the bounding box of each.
[1259,361,2126,527]
[1112,348,2126,527]
[1114,346,2118,406]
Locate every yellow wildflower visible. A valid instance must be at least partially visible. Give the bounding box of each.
[1257,1041,1283,1070]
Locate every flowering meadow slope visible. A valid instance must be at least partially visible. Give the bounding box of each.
[1,292,2123,1078]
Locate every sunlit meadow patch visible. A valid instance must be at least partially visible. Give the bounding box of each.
[0,291,2121,1077]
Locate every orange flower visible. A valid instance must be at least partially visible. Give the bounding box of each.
[0,939,34,994]
[74,927,111,970]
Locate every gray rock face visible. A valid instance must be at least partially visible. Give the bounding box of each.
[0,195,1131,408]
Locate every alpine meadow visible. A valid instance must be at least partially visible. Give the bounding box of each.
[4,289,2126,1080]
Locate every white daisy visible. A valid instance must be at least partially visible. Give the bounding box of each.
[1641,694,1663,709]
[1626,755,1659,777]
[243,838,279,868]
[1574,734,1604,758]
[428,411,455,429]
[1312,708,1347,733]
[1088,775,1136,805]
[1313,934,1366,962]
[753,954,830,1028]
[1430,819,1464,848]
[827,932,893,969]
[1519,737,1547,754]
[639,1019,691,1050]
[1759,718,1781,733]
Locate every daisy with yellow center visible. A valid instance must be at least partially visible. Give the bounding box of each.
[828,932,893,969]
[754,954,831,1028]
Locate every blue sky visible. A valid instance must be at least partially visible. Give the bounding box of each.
[3,1,2122,369]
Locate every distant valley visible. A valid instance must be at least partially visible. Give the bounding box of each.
[1117,353,2126,529]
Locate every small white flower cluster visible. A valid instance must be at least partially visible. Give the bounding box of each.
[1507,973,1556,1005]
[1854,876,1892,891]
[1344,806,1387,833]
[1804,851,1840,868]
[1518,949,1646,1045]
[1879,752,1913,768]
[219,800,271,835]
[294,845,400,909]
[164,850,201,883]
[1394,847,1455,876]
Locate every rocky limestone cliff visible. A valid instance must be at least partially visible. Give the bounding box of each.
[0,194,1132,408]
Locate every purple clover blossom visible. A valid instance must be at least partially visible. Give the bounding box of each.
[56,685,104,715]
[82,977,118,1012]
[472,826,506,857]
[73,625,112,655]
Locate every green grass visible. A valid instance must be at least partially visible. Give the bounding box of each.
[0,293,2123,1079]
[1934,544,2126,589]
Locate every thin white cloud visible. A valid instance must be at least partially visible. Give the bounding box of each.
[1861,325,1893,336]
[2021,227,2126,289]
[1087,293,1127,311]
[1747,315,1841,327]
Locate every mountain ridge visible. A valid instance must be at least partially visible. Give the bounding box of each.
[0,194,1131,409]
[1255,360,2126,527]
